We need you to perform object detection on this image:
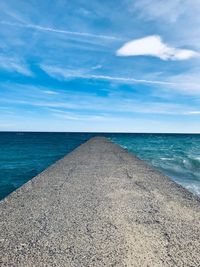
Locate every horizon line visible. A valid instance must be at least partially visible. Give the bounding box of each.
[0,130,200,135]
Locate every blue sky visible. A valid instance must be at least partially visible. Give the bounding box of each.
[0,0,200,132]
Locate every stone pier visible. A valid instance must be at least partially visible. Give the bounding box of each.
[0,137,200,266]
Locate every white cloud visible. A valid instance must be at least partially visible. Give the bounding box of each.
[116,35,198,60]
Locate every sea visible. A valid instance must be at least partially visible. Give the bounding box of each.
[0,132,200,200]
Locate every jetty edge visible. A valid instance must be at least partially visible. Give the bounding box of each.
[0,137,200,267]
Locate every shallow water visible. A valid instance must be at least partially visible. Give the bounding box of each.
[0,132,200,200]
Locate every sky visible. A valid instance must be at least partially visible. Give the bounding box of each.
[0,0,200,133]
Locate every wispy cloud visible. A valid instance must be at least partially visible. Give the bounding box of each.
[0,56,32,76]
[1,0,200,132]
[132,0,183,23]
[40,65,200,96]
[168,71,200,93]
[1,83,198,116]
[116,35,198,60]
[91,64,102,70]
[187,111,200,115]
[43,90,59,95]
[40,64,175,86]
[51,109,107,121]
[0,20,120,41]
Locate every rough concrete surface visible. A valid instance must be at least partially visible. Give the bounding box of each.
[0,137,200,267]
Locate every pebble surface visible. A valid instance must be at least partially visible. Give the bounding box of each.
[0,137,200,266]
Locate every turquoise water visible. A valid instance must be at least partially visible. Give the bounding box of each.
[111,134,200,197]
[0,132,200,200]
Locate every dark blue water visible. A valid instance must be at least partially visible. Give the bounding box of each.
[0,132,95,200]
[0,132,200,200]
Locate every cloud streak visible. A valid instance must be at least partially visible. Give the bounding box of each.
[116,35,198,60]
[0,20,120,41]
[1,83,198,116]
[0,56,32,76]
[40,64,175,86]
[132,0,183,23]
[51,110,107,121]
[40,65,200,96]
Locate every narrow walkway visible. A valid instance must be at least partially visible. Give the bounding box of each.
[0,137,200,266]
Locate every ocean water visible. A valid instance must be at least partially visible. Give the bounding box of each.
[0,132,200,200]
[111,134,200,197]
